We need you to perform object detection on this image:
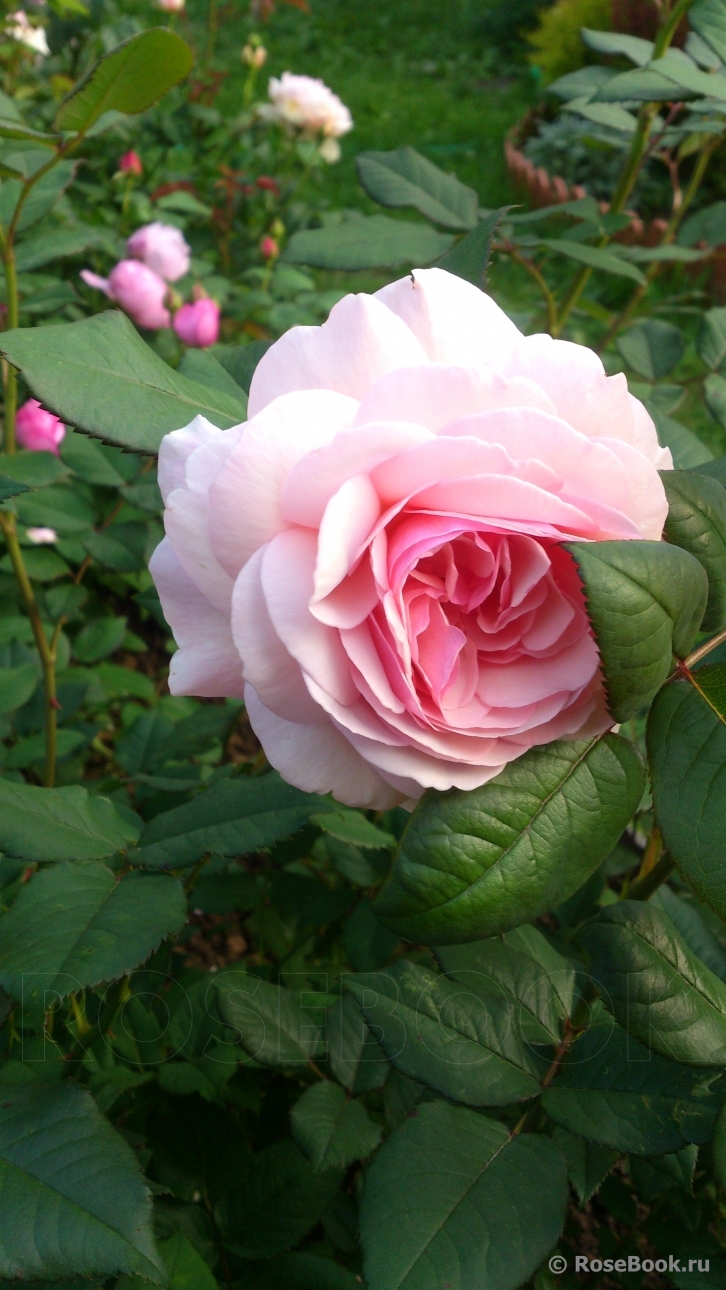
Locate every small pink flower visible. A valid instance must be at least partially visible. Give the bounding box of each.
[260,235,279,260]
[127,222,190,283]
[26,526,57,544]
[81,261,171,330]
[16,399,65,455]
[119,150,142,176]
[156,0,184,10]
[173,298,220,348]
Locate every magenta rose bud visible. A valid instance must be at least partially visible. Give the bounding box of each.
[127,222,191,283]
[119,150,142,176]
[260,235,279,260]
[150,268,672,809]
[82,260,171,330]
[173,298,220,348]
[16,399,65,455]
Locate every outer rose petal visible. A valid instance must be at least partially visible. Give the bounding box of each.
[247,293,428,416]
[208,389,359,576]
[164,488,234,614]
[374,268,523,373]
[150,539,244,697]
[232,548,326,725]
[353,365,557,431]
[157,415,228,504]
[245,684,404,808]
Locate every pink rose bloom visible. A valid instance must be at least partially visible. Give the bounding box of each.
[81,261,171,330]
[173,298,220,348]
[127,222,190,283]
[16,399,65,454]
[150,269,671,809]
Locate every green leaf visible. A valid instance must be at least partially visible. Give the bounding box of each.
[15,225,106,273]
[550,1128,618,1204]
[581,27,653,64]
[699,306,726,370]
[83,521,147,572]
[713,1096,726,1191]
[55,29,193,133]
[360,1101,567,1290]
[72,615,128,662]
[0,862,186,1004]
[282,215,454,271]
[374,734,644,944]
[311,808,394,850]
[159,1234,218,1289]
[0,162,77,234]
[212,340,271,394]
[6,727,86,770]
[291,1081,381,1171]
[652,408,713,468]
[59,430,127,488]
[435,924,578,1045]
[648,666,726,918]
[651,884,726,982]
[0,778,137,861]
[16,484,94,535]
[221,1139,342,1259]
[594,66,692,101]
[704,373,726,433]
[540,239,647,283]
[565,540,708,719]
[435,206,511,286]
[543,1010,726,1154]
[0,661,37,713]
[215,971,325,1065]
[618,319,685,379]
[653,48,726,100]
[0,311,246,455]
[0,545,69,581]
[661,468,726,631]
[680,199,726,249]
[579,900,726,1065]
[177,349,248,408]
[355,146,479,230]
[619,244,707,263]
[691,0,726,65]
[326,992,389,1092]
[347,960,545,1106]
[0,1081,164,1282]
[131,772,326,869]
[0,449,68,489]
[548,65,619,100]
[565,97,638,130]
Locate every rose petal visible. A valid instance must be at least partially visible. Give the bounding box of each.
[149,539,244,697]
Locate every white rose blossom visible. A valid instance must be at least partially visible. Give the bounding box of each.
[260,72,353,141]
[5,10,49,55]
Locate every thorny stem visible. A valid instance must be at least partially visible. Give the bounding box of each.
[597,135,721,352]
[510,1022,579,1136]
[62,975,131,1072]
[550,0,696,337]
[508,246,558,334]
[0,511,59,786]
[683,624,726,670]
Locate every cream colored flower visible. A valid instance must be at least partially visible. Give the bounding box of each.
[5,11,49,55]
[260,72,353,139]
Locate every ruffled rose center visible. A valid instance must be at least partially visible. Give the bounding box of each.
[358,515,596,734]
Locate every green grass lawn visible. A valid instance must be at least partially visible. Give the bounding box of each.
[215,0,535,213]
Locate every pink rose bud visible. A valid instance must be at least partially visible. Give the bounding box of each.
[81,260,171,330]
[150,268,674,811]
[260,235,279,260]
[119,150,143,176]
[256,176,279,194]
[173,298,220,348]
[126,222,191,283]
[16,399,65,455]
[156,0,185,10]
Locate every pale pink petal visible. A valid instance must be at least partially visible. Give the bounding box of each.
[261,528,359,707]
[207,389,358,577]
[245,684,404,808]
[232,548,326,724]
[183,425,244,495]
[164,488,234,614]
[476,634,599,705]
[313,475,380,602]
[248,293,428,417]
[410,474,598,536]
[80,269,112,296]
[629,393,673,469]
[353,365,557,433]
[374,268,522,372]
[149,540,244,697]
[158,415,225,504]
[281,422,433,528]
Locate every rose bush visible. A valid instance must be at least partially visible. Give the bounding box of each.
[151,267,670,807]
